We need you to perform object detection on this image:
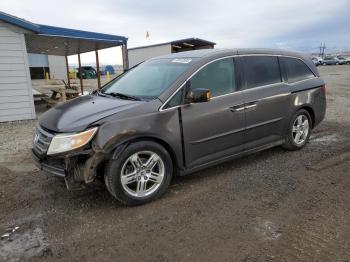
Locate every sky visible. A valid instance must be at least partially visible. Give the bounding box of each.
[1,0,349,65]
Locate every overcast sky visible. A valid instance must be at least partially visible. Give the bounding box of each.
[1,0,349,64]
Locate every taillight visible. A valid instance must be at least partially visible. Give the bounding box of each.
[321,84,326,94]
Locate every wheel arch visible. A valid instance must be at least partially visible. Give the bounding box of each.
[296,105,315,128]
[107,136,180,175]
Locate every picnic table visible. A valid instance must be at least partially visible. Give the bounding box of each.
[44,86,79,107]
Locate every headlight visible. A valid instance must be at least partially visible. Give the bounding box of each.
[47,127,98,155]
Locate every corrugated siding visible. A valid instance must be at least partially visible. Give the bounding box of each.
[0,21,35,122]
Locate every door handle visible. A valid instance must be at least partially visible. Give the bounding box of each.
[245,104,257,109]
[244,101,258,110]
[230,102,258,112]
[230,105,245,112]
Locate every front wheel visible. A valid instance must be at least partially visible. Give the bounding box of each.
[105,141,173,206]
[283,109,312,151]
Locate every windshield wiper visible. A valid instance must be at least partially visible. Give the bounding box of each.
[102,92,141,101]
[94,90,107,97]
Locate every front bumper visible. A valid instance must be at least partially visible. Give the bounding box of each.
[31,149,66,177]
[31,125,106,189]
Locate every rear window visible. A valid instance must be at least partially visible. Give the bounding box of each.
[243,56,281,88]
[282,57,315,83]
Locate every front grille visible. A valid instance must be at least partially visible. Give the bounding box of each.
[33,125,55,156]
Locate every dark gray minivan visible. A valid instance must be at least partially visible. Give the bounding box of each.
[32,49,326,205]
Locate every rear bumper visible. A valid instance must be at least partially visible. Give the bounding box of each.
[31,150,66,177]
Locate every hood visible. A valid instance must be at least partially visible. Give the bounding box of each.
[39,95,141,132]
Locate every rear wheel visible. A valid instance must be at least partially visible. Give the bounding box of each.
[105,141,173,206]
[283,109,312,151]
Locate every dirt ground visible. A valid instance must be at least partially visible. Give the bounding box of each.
[0,65,349,262]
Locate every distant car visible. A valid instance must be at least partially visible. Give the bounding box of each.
[311,57,321,66]
[313,56,323,65]
[76,66,97,79]
[344,57,350,65]
[336,56,348,65]
[322,56,339,65]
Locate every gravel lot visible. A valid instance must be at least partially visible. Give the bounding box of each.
[0,65,349,262]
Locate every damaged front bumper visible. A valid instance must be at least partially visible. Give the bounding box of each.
[31,125,108,189]
[31,147,106,190]
[32,149,66,177]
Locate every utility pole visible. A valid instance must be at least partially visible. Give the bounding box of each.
[318,43,326,58]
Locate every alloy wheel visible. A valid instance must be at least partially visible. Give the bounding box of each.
[120,151,165,198]
[292,115,310,145]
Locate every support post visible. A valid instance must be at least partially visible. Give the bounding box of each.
[121,44,128,72]
[95,50,101,89]
[65,55,71,87]
[78,53,84,94]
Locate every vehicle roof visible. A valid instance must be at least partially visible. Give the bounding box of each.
[151,48,310,61]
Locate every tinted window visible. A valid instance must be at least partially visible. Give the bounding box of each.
[189,58,236,97]
[102,58,196,99]
[243,56,281,88]
[283,57,315,83]
[163,88,183,109]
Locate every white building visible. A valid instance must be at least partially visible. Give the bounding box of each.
[0,19,36,122]
[128,38,216,68]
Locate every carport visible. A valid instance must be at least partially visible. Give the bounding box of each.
[0,11,128,122]
[25,26,128,92]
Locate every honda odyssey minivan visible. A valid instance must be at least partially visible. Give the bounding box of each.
[32,49,326,205]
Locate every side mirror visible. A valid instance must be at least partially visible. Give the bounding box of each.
[185,88,211,103]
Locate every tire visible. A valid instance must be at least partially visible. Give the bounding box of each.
[105,141,173,206]
[282,109,312,151]
[322,62,326,66]
[347,61,350,65]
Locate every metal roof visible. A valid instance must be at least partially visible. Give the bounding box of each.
[0,11,127,55]
[128,37,216,51]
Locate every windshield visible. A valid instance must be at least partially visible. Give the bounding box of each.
[101,58,196,99]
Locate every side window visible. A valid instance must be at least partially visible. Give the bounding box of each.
[283,57,315,83]
[163,88,183,109]
[189,58,236,97]
[243,56,281,88]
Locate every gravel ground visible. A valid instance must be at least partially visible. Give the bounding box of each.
[0,65,349,262]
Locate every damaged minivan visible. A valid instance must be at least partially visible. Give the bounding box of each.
[32,49,326,205]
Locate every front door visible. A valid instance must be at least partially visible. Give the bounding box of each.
[181,57,245,168]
